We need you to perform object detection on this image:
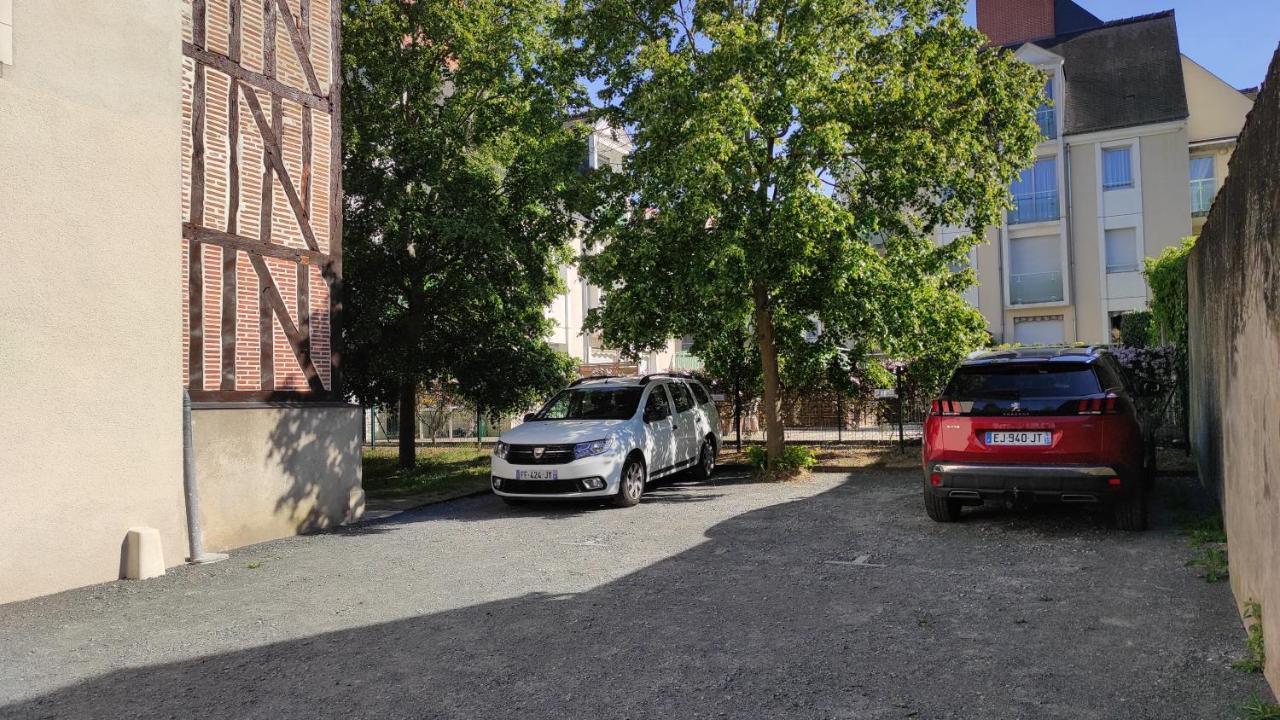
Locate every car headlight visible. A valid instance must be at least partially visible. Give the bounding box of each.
[573,437,617,460]
[493,441,510,459]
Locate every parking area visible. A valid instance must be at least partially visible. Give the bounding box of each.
[0,468,1266,719]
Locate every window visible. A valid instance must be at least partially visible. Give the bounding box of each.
[1008,235,1064,305]
[1102,147,1134,190]
[1105,228,1140,274]
[643,386,672,421]
[668,382,694,413]
[1011,317,1066,345]
[1190,156,1216,216]
[536,387,643,421]
[1036,77,1056,140]
[1009,158,1059,224]
[946,363,1099,399]
[689,381,711,405]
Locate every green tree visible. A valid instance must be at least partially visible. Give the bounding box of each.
[574,0,1042,465]
[343,0,581,468]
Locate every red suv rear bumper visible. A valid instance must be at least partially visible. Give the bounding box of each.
[925,462,1133,505]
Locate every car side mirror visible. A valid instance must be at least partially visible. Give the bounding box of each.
[523,413,537,422]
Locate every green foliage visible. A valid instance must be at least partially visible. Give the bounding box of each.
[1240,696,1280,720]
[1188,546,1230,583]
[746,444,816,472]
[1119,311,1154,349]
[573,0,1044,464]
[342,0,582,429]
[1144,236,1196,351]
[362,446,492,499]
[1234,601,1266,674]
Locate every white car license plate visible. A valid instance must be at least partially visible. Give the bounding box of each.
[986,431,1052,446]
[515,469,558,481]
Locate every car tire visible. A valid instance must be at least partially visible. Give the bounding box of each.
[1113,484,1148,531]
[923,486,963,523]
[612,457,645,508]
[690,437,716,480]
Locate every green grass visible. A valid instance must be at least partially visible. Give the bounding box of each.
[1171,498,1230,583]
[1239,696,1280,720]
[363,446,492,500]
[1234,601,1267,674]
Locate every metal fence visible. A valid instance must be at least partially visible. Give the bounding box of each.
[364,393,929,447]
[713,395,928,446]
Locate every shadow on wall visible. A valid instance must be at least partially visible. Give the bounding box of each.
[0,473,1264,719]
[265,404,365,535]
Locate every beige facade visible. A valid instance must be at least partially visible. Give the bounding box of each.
[0,1,189,604]
[191,406,363,551]
[546,122,685,373]
[952,46,1251,345]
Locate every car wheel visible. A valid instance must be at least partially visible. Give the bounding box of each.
[691,437,716,480]
[923,482,963,523]
[612,458,645,508]
[1113,484,1148,531]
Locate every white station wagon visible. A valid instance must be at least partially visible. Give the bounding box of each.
[491,374,722,507]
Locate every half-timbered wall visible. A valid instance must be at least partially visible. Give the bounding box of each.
[182,0,341,402]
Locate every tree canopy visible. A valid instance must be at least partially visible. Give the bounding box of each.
[573,0,1044,465]
[342,0,583,465]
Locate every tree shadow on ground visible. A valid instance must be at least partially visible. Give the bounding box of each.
[2,473,1264,720]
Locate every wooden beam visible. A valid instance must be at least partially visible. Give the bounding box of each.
[301,105,312,215]
[259,261,274,390]
[182,223,331,268]
[189,389,337,403]
[263,0,277,79]
[240,84,321,251]
[193,0,207,49]
[220,248,237,391]
[227,79,241,235]
[274,0,322,95]
[228,0,242,63]
[182,43,329,111]
[250,255,327,393]
[188,63,207,390]
[328,0,344,394]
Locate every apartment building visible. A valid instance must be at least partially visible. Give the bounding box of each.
[952,0,1254,345]
[545,119,690,374]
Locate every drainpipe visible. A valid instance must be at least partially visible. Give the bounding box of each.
[1064,141,1079,342]
[182,389,227,565]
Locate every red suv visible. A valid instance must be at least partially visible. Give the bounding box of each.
[922,347,1152,531]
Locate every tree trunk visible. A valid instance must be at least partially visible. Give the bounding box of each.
[733,374,743,452]
[398,377,417,469]
[752,281,785,467]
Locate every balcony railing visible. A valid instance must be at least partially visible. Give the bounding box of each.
[1036,107,1057,140]
[1191,179,1215,217]
[672,352,704,371]
[1009,191,1060,225]
[1009,270,1064,305]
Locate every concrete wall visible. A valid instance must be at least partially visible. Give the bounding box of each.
[1183,55,1255,144]
[0,1,187,604]
[192,405,364,551]
[1187,48,1280,693]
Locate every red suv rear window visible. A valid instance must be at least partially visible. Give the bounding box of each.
[945,364,1101,399]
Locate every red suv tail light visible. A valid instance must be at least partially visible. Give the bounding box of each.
[1077,392,1120,415]
[931,399,963,416]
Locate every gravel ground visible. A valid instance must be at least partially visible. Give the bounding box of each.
[0,469,1267,719]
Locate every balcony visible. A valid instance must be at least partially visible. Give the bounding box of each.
[1009,191,1060,225]
[1009,270,1064,306]
[672,352,703,371]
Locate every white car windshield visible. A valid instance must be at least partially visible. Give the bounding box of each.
[534,387,643,420]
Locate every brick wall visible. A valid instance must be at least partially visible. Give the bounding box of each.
[976,0,1055,46]
[181,0,338,397]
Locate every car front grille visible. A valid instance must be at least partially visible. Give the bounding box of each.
[499,477,590,494]
[505,443,577,465]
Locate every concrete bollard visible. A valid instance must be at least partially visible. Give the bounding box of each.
[122,527,165,580]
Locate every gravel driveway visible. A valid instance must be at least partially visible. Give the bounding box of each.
[0,468,1267,719]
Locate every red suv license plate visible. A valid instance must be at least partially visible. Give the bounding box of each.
[985,431,1052,446]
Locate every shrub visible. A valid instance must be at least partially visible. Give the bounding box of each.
[1111,345,1180,400]
[746,444,817,472]
[1119,311,1154,348]
[1144,236,1196,351]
